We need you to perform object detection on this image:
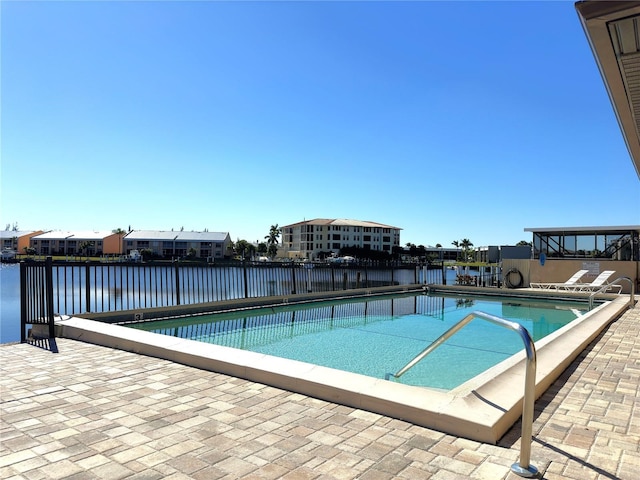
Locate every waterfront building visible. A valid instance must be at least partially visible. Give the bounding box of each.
[0,230,44,254]
[280,218,401,260]
[122,230,232,259]
[29,230,117,256]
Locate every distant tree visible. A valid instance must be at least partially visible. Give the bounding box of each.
[234,239,253,260]
[452,239,474,262]
[257,242,268,255]
[265,224,281,258]
[516,240,532,246]
[460,238,474,262]
[140,248,154,261]
[435,243,442,248]
[79,241,94,259]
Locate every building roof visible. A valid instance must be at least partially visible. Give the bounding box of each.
[124,230,230,242]
[576,0,640,179]
[32,231,113,240]
[0,230,40,239]
[282,219,402,230]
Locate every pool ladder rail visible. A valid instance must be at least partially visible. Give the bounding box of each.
[588,276,635,310]
[385,311,539,478]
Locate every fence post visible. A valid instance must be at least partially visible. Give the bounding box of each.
[331,266,335,291]
[45,257,55,338]
[174,262,181,305]
[243,262,249,298]
[19,261,27,342]
[291,266,297,294]
[85,262,91,312]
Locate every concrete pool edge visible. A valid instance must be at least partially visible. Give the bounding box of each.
[53,294,632,444]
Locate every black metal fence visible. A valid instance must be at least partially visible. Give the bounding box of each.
[20,259,450,341]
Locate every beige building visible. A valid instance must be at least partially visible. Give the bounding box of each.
[281,218,401,260]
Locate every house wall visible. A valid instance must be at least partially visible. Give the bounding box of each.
[18,232,44,253]
[103,233,123,255]
[528,259,638,294]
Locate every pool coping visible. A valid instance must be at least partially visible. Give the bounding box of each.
[53,290,632,444]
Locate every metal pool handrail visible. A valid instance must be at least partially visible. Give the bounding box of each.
[385,311,539,478]
[588,276,635,310]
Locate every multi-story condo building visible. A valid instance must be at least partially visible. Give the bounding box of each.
[30,231,117,256]
[123,230,232,259]
[0,230,44,254]
[281,219,401,260]
[25,230,232,259]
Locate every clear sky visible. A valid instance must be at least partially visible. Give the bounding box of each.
[2,0,639,248]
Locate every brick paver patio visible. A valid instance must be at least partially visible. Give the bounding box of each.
[1,304,638,479]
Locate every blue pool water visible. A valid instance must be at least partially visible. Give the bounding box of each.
[130,293,587,390]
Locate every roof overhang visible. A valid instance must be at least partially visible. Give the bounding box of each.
[576,1,640,179]
[524,225,640,233]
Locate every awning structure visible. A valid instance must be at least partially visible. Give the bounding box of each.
[576,0,640,179]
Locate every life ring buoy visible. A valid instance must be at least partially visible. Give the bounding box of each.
[505,268,523,288]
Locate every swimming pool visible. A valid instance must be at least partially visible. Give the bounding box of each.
[57,286,630,443]
[128,293,587,390]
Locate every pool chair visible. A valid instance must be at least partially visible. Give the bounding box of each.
[530,269,589,290]
[563,270,622,294]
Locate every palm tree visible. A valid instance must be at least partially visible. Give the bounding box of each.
[265,224,281,258]
[452,239,474,262]
[452,240,460,261]
[460,238,474,262]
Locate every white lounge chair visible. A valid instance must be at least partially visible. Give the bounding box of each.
[530,269,589,290]
[561,270,622,293]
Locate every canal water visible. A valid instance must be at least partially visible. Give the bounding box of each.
[1,264,20,343]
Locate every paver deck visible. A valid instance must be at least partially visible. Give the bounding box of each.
[1,304,638,479]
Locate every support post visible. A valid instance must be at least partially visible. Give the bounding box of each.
[45,257,55,338]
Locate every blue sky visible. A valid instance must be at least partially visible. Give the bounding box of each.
[2,0,638,247]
